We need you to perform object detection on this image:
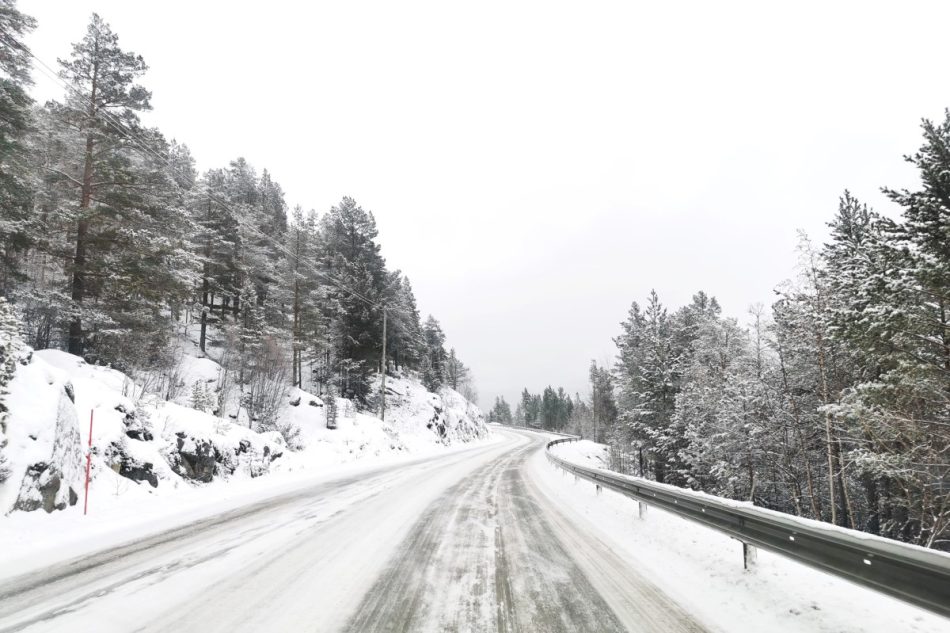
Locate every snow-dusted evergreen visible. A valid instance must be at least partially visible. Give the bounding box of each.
[516,118,950,549]
[0,6,487,516]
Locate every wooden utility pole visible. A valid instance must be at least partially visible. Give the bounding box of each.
[380,308,387,421]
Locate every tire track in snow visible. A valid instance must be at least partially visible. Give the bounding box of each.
[0,439,514,633]
[344,436,633,632]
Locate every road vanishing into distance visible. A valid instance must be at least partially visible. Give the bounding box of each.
[0,430,707,633]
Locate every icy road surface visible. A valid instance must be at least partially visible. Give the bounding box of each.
[0,430,705,633]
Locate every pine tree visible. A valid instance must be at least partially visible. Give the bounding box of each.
[384,273,424,371]
[445,348,470,391]
[317,197,388,402]
[324,385,338,429]
[421,315,447,391]
[589,361,617,443]
[190,380,217,414]
[676,315,776,501]
[286,205,318,386]
[0,0,37,295]
[816,114,950,546]
[513,401,524,425]
[188,168,242,353]
[488,396,513,423]
[54,14,153,356]
[615,290,678,482]
[0,297,27,482]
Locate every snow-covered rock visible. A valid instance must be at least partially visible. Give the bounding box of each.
[0,343,488,517]
[381,373,487,445]
[0,352,84,514]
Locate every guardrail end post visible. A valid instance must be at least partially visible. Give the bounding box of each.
[743,542,757,570]
[638,501,648,520]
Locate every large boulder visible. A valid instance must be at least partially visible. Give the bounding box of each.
[13,461,79,512]
[168,433,217,483]
[9,383,84,513]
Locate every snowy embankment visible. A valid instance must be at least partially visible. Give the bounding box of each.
[0,342,490,573]
[537,439,947,633]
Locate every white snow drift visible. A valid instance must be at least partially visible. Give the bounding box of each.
[0,340,489,520]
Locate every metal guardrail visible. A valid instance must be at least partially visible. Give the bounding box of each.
[545,436,950,619]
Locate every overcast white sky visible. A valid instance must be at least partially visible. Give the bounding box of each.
[20,0,950,407]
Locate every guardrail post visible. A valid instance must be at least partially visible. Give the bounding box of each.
[743,542,757,570]
[543,435,950,618]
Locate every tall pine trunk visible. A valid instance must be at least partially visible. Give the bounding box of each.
[199,199,212,353]
[68,44,99,357]
[291,227,302,388]
[199,275,209,353]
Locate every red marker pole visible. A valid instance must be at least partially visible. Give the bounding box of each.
[83,410,93,515]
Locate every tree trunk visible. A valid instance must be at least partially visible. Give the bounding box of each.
[816,333,839,526]
[292,278,300,387]
[863,474,881,535]
[67,216,88,355]
[834,438,856,529]
[291,227,302,388]
[199,274,209,353]
[68,42,99,357]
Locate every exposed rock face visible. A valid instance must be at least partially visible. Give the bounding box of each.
[219,435,283,479]
[102,438,160,488]
[166,431,284,482]
[12,384,83,513]
[116,404,153,441]
[170,433,217,483]
[118,457,159,488]
[427,404,448,440]
[13,461,78,512]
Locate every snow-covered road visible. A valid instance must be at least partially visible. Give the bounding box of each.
[0,430,705,632]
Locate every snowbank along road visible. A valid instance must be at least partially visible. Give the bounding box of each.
[0,429,706,632]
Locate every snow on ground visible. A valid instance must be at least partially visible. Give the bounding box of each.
[551,438,609,469]
[0,432,502,582]
[535,439,947,633]
[0,351,84,515]
[0,336,492,575]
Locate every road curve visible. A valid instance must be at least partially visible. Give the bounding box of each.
[0,429,707,633]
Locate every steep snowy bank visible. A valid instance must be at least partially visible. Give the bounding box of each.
[0,346,488,520]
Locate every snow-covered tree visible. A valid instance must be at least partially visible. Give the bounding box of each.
[421,315,447,392]
[0,0,37,296]
[316,197,388,402]
[488,396,512,424]
[190,380,217,414]
[0,297,27,482]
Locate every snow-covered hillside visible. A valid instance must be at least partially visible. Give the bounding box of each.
[0,340,489,518]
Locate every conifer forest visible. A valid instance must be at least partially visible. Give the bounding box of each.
[0,5,473,440]
[509,150,950,547]
[2,1,949,557]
